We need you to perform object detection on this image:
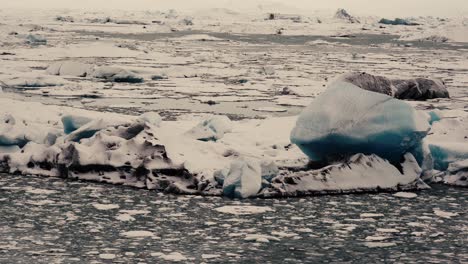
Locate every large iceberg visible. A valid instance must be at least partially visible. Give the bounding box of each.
[290,81,430,166]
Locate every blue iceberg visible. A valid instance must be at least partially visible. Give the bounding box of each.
[290,81,431,166]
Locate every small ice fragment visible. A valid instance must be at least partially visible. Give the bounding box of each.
[360,213,384,218]
[393,192,418,198]
[433,209,459,219]
[364,242,396,248]
[202,254,221,259]
[120,231,154,238]
[92,203,119,210]
[214,205,274,215]
[99,254,116,260]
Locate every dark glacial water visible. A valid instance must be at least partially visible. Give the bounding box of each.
[0,173,466,263]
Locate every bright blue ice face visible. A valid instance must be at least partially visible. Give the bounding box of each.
[291,82,430,165]
[429,144,468,171]
[62,115,92,134]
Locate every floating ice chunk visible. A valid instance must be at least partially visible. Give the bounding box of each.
[185,116,232,141]
[244,234,280,243]
[92,203,119,210]
[291,82,430,165]
[158,252,187,262]
[202,254,221,259]
[25,34,47,45]
[376,228,400,233]
[393,192,418,198]
[433,209,459,219]
[138,112,162,127]
[379,18,419,26]
[364,242,396,248]
[116,214,135,221]
[120,230,154,238]
[365,236,390,241]
[222,159,262,199]
[99,254,116,260]
[61,115,93,134]
[92,66,143,83]
[24,187,57,195]
[214,205,274,215]
[361,213,384,218]
[47,61,94,77]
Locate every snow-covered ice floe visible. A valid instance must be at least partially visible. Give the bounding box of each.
[0,74,466,198]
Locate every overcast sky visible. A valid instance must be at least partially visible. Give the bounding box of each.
[3,0,468,17]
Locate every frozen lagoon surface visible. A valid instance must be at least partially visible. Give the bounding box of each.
[1,7,468,263]
[0,173,466,263]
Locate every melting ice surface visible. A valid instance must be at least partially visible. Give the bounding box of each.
[0,173,465,263]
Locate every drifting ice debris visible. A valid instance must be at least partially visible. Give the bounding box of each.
[47,61,94,77]
[223,159,262,199]
[379,18,419,26]
[334,9,360,23]
[92,66,143,83]
[25,34,47,45]
[260,153,428,198]
[290,81,430,166]
[340,72,449,100]
[442,159,468,187]
[185,116,232,141]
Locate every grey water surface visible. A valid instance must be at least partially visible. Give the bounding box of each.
[0,173,466,263]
